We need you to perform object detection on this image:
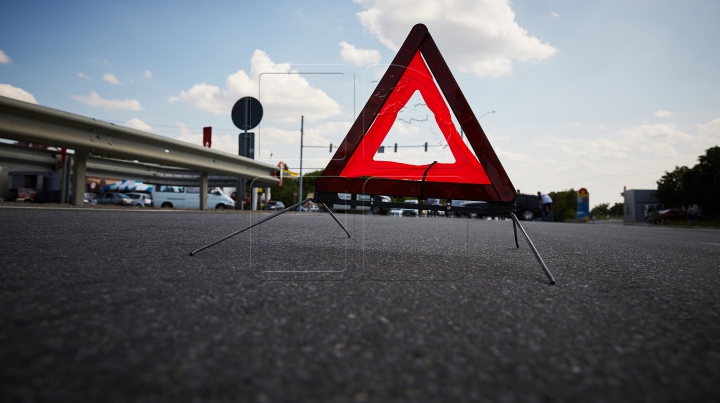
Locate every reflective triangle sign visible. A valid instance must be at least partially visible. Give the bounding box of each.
[317,24,516,202]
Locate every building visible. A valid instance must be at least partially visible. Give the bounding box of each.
[623,189,660,222]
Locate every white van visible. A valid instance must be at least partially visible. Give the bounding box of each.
[152,185,235,209]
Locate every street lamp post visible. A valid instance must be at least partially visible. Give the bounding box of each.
[462,110,495,140]
[299,116,304,209]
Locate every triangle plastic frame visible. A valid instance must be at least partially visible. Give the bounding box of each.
[316,24,516,203]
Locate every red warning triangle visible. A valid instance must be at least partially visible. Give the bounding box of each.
[340,50,490,185]
[317,24,516,202]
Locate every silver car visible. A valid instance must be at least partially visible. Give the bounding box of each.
[96,192,134,206]
[126,192,153,207]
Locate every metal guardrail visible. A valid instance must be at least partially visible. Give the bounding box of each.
[0,142,272,187]
[0,96,279,181]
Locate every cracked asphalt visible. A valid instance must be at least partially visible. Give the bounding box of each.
[1,207,719,402]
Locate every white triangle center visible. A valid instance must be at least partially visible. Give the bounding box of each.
[372,90,457,165]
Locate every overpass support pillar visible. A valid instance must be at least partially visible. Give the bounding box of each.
[72,151,86,207]
[200,171,208,210]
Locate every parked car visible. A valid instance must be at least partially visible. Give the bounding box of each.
[455,201,489,218]
[644,204,665,220]
[96,192,134,206]
[84,193,98,205]
[7,188,37,202]
[371,195,392,215]
[648,209,686,224]
[33,190,61,203]
[152,186,234,209]
[126,192,153,207]
[332,193,372,212]
[401,199,419,216]
[5,188,19,201]
[388,208,403,217]
[515,193,542,221]
[263,201,286,211]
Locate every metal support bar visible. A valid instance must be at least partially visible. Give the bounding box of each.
[60,157,70,204]
[510,212,555,285]
[319,203,351,238]
[199,171,208,211]
[189,198,351,256]
[72,151,86,207]
[512,218,519,248]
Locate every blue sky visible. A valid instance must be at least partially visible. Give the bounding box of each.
[1,0,719,206]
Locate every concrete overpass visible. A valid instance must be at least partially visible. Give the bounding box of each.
[0,95,279,208]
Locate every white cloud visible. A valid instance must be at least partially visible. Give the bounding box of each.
[0,50,11,64]
[354,0,558,77]
[170,49,343,122]
[0,83,38,104]
[697,118,720,150]
[339,41,382,65]
[544,124,691,160]
[72,91,143,111]
[653,110,673,118]
[144,70,152,78]
[78,73,90,79]
[124,118,152,132]
[103,73,121,85]
[509,121,713,206]
[551,12,559,18]
[569,122,582,126]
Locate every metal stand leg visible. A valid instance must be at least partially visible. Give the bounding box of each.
[510,213,556,285]
[319,203,351,238]
[512,218,519,248]
[190,197,351,256]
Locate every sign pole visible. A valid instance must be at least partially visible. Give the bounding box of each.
[231,97,263,210]
[299,115,304,210]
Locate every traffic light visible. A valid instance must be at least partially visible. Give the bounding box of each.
[329,143,333,153]
[394,143,398,152]
[424,142,428,152]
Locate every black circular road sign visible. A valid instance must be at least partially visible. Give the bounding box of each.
[231,97,263,131]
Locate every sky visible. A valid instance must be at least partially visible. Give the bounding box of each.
[1,0,719,206]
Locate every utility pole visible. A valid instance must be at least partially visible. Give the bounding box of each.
[298,115,304,209]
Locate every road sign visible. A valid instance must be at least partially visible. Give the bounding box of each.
[577,188,590,219]
[316,24,516,202]
[231,97,263,131]
[238,132,255,159]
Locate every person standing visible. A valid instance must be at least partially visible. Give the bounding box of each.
[538,192,554,222]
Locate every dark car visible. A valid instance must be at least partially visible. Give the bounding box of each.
[515,193,542,221]
[34,190,61,203]
[5,188,19,201]
[371,195,392,215]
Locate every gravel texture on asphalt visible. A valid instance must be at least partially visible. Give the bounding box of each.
[1,207,719,402]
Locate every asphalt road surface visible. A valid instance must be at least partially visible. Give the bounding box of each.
[1,207,719,402]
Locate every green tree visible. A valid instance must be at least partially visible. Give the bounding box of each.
[590,203,610,217]
[548,189,577,222]
[609,202,623,217]
[655,146,720,218]
[656,165,689,209]
[270,169,324,208]
[683,146,720,217]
